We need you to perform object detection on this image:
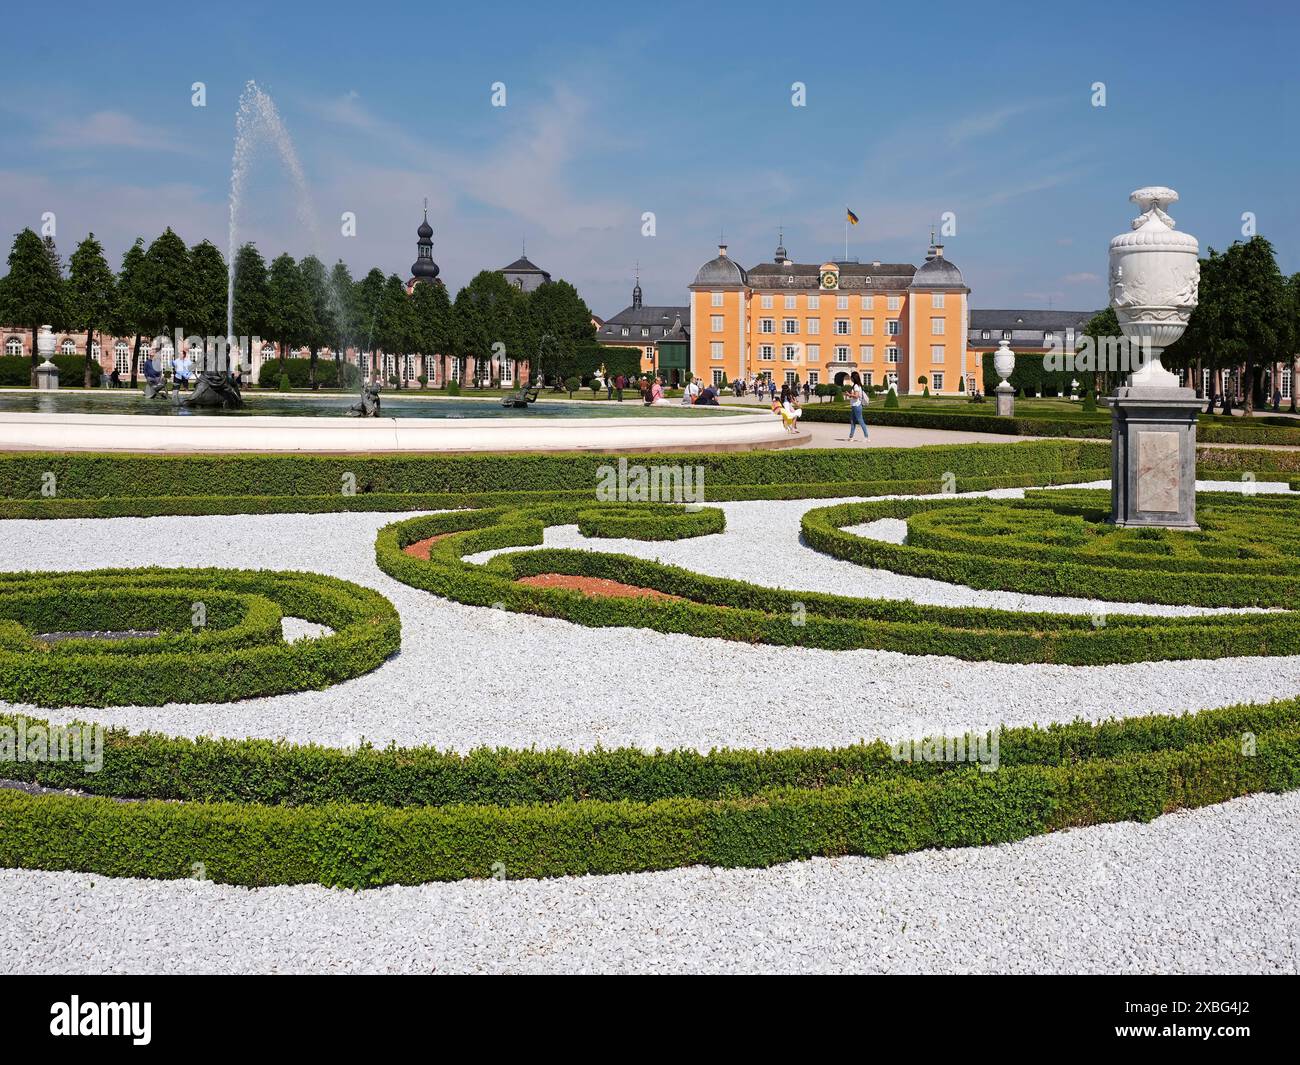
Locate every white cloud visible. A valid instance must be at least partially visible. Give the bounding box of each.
[35,111,196,154]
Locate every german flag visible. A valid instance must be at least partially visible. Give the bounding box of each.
[846,207,860,225]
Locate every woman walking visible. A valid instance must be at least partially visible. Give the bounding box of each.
[847,371,869,442]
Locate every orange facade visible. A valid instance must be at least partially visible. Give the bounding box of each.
[688,244,972,394]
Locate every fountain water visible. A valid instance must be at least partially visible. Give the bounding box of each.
[225,81,320,344]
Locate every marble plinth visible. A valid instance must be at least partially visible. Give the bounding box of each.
[1109,385,1201,529]
[995,383,1014,418]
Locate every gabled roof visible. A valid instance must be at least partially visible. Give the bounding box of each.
[598,304,691,342]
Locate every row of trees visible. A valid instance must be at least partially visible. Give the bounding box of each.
[1082,235,1299,412]
[0,227,600,389]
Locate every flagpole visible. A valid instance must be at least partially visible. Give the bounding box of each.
[844,216,848,262]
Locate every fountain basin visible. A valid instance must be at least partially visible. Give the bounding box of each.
[0,410,800,453]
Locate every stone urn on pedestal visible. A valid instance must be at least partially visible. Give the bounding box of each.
[35,326,59,390]
[1108,187,1202,529]
[992,339,1016,416]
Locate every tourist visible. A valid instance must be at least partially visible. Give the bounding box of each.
[802,381,810,402]
[651,378,666,405]
[1273,388,1282,413]
[847,371,869,441]
[615,374,625,401]
[606,376,614,400]
[174,349,194,391]
[781,395,802,433]
[109,367,122,388]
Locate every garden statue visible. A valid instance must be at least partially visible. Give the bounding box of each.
[181,371,244,410]
[348,381,382,417]
[992,339,1015,416]
[35,326,59,391]
[1108,186,1202,529]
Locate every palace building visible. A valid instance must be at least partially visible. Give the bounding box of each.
[596,268,690,382]
[686,235,972,393]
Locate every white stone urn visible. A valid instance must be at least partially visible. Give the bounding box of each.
[1108,187,1200,391]
[992,339,1015,385]
[35,325,59,390]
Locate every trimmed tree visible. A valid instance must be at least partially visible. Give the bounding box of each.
[299,255,336,389]
[67,233,117,387]
[189,239,228,370]
[265,253,316,375]
[0,228,66,385]
[114,238,149,387]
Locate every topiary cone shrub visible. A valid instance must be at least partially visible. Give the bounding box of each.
[884,387,900,409]
[278,373,291,392]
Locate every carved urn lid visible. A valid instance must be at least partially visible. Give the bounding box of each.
[1109,187,1198,253]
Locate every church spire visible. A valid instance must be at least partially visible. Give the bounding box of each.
[632,261,642,308]
[774,225,788,264]
[411,199,439,283]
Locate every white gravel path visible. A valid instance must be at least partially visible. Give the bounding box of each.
[2,482,1298,975]
[4,789,1296,974]
[0,481,1297,754]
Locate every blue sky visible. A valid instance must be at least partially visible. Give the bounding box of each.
[1,0,1295,319]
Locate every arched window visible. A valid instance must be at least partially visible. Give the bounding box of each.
[60,339,77,355]
[91,341,101,358]
[261,343,275,362]
[4,337,21,357]
[114,342,130,374]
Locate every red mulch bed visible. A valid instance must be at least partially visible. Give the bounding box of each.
[515,573,685,602]
[402,533,456,560]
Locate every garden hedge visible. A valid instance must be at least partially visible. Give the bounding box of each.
[801,489,1300,609]
[0,568,400,706]
[798,403,1300,446]
[2,701,1296,886]
[0,441,1111,519]
[374,495,1300,665]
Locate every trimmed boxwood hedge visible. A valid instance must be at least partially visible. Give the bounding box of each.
[799,402,1300,446]
[375,497,1300,665]
[0,441,1111,519]
[2,701,1297,887]
[0,568,400,706]
[802,489,1300,609]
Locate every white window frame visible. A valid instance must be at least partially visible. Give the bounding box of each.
[931,317,945,335]
[711,315,724,333]
[859,345,874,363]
[711,292,724,307]
[833,319,850,335]
[806,343,820,362]
[931,345,945,363]
[887,319,900,336]
[932,292,945,308]
[860,318,874,336]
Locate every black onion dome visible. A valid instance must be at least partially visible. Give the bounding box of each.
[411,208,439,282]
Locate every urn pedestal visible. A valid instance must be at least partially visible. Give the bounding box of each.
[1107,187,1201,529]
[995,382,1015,417]
[1109,385,1201,530]
[35,325,59,391]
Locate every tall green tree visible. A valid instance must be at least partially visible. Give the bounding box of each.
[0,228,66,384]
[526,279,597,386]
[376,274,416,388]
[410,279,451,387]
[265,254,316,372]
[67,233,117,387]
[353,267,387,379]
[189,240,228,368]
[114,238,150,386]
[298,255,336,388]
[231,243,270,367]
[143,228,194,357]
[453,270,524,387]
